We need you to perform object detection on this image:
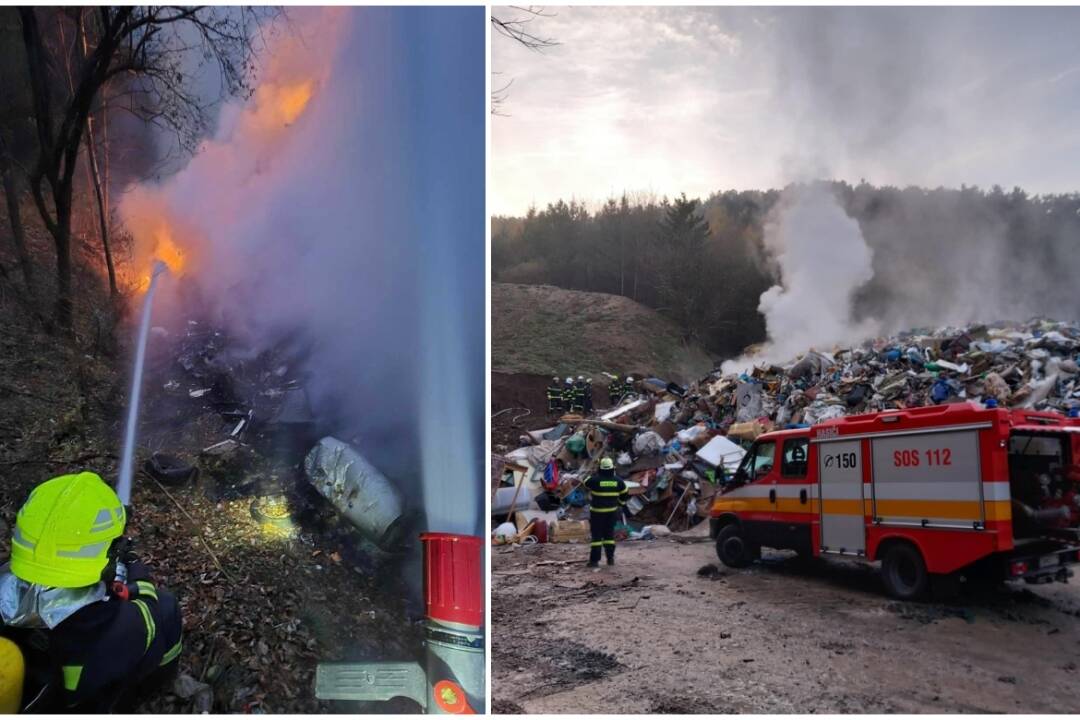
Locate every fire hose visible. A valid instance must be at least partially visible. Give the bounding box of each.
[111,262,167,596]
[117,261,168,506]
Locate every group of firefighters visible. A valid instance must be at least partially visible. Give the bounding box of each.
[546,374,637,415]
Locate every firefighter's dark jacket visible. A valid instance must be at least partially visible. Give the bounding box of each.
[49,561,182,709]
[584,469,629,513]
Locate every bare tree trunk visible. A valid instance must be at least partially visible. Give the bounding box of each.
[618,230,625,297]
[0,152,34,290]
[84,122,115,296]
[79,16,117,297]
[54,199,73,329]
[101,100,109,232]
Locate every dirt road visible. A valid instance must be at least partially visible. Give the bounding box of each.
[492,524,1080,714]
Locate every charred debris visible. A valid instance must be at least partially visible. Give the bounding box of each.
[141,314,416,556]
[134,313,427,710]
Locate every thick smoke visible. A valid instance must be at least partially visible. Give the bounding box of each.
[734,7,1080,366]
[724,184,877,372]
[121,8,484,537]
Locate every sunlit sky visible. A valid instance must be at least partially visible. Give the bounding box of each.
[491,6,1080,216]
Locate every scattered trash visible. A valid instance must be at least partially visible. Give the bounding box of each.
[250,495,296,530]
[696,436,745,474]
[492,319,1080,565]
[493,484,534,516]
[144,452,198,487]
[697,564,723,579]
[202,439,240,456]
[173,673,213,713]
[632,431,664,456]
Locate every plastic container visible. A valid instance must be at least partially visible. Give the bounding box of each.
[421,533,483,629]
[532,519,548,543]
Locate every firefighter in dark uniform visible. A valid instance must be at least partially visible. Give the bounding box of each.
[562,377,574,414]
[572,376,586,414]
[623,375,636,400]
[607,374,621,406]
[546,376,563,414]
[584,457,629,567]
[583,377,594,414]
[0,472,183,711]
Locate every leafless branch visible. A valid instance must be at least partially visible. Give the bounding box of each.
[491,6,559,51]
[490,7,557,114]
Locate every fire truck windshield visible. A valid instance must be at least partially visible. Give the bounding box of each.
[731,441,776,486]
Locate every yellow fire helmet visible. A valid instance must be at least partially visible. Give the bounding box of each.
[10,472,126,588]
[599,457,615,471]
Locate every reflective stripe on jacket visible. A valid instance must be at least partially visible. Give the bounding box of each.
[50,571,182,710]
[584,471,629,513]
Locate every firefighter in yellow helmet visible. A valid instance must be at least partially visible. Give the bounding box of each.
[0,472,183,711]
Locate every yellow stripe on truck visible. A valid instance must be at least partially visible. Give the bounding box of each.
[818,499,865,515]
[719,495,1013,521]
[983,500,1012,521]
[713,498,772,514]
[875,499,975,519]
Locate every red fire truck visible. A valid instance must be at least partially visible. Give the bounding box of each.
[709,402,1080,599]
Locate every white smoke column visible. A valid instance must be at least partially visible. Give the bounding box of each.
[724,184,878,372]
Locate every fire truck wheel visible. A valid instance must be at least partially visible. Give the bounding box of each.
[881,542,929,600]
[716,524,758,568]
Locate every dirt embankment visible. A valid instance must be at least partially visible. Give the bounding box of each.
[491,283,716,454]
[492,283,714,383]
[492,529,1080,714]
[490,372,563,452]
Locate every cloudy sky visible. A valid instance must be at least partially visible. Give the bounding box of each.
[491,6,1080,216]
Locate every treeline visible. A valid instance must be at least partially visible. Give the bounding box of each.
[492,181,1080,357]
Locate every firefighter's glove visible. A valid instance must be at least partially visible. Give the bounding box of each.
[124,559,152,583]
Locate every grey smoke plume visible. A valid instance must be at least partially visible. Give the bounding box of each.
[734,7,1080,366]
[723,184,877,373]
[121,8,484,537]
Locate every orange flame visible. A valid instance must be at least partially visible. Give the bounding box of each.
[275,81,315,125]
[152,226,186,275]
[133,224,186,293]
[119,8,345,299]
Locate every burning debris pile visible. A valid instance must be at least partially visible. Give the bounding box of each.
[146,317,319,499]
[492,318,1080,546]
[129,309,424,712]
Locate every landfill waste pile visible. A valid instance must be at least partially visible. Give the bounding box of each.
[491,319,1080,547]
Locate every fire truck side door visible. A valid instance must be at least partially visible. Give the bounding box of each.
[816,439,866,556]
[738,440,778,546]
[776,436,812,553]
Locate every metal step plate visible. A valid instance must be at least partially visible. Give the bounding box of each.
[315,661,426,705]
